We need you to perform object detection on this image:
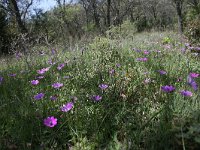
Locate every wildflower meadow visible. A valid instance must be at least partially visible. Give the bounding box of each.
[0,32,200,149]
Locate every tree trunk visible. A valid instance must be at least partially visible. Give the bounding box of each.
[107,0,111,27]
[175,0,184,34]
[10,0,27,33]
[91,0,100,28]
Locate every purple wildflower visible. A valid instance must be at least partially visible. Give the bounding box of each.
[190,73,199,78]
[15,51,22,59]
[187,75,198,91]
[34,93,45,100]
[43,67,50,71]
[180,90,193,97]
[144,50,150,55]
[37,76,44,79]
[99,84,109,90]
[51,49,56,55]
[144,78,151,84]
[31,80,39,85]
[181,48,186,54]
[109,69,115,75]
[50,95,57,101]
[37,67,50,75]
[37,69,45,75]
[43,116,57,128]
[158,70,167,75]
[63,76,70,79]
[9,74,16,77]
[57,63,65,70]
[191,81,198,91]
[0,76,3,84]
[156,50,161,53]
[133,48,141,52]
[91,95,102,101]
[164,44,171,49]
[48,59,56,65]
[161,85,175,93]
[116,63,121,68]
[52,82,63,89]
[60,102,74,112]
[185,43,190,47]
[136,58,148,62]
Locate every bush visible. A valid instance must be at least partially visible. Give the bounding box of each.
[106,20,136,39]
[185,4,200,45]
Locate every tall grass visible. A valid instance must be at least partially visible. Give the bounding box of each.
[0,32,200,149]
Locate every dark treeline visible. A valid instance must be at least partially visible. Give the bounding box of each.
[0,0,199,54]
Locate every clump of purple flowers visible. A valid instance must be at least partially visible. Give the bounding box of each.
[51,49,56,55]
[37,76,44,79]
[143,50,150,55]
[189,73,199,78]
[43,116,57,128]
[52,82,63,89]
[34,93,45,100]
[91,95,102,101]
[0,76,3,84]
[180,90,193,97]
[50,95,58,101]
[9,74,16,77]
[60,102,74,112]
[143,78,151,84]
[99,84,109,90]
[136,58,148,62]
[161,85,175,93]
[57,63,65,70]
[109,69,115,75]
[158,70,167,75]
[187,74,198,91]
[116,63,121,68]
[132,48,141,53]
[48,59,56,65]
[31,80,39,85]
[37,67,50,75]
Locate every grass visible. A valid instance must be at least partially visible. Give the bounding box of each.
[0,31,200,149]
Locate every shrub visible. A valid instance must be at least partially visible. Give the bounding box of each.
[106,20,136,39]
[185,5,200,45]
[185,17,200,44]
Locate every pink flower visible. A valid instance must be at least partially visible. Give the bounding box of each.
[43,116,57,127]
[190,73,199,78]
[31,80,39,85]
[161,85,175,93]
[180,90,193,97]
[136,58,148,62]
[158,70,167,75]
[91,95,102,101]
[52,82,63,89]
[99,84,109,90]
[60,102,74,112]
[143,50,150,55]
[57,63,65,70]
[37,67,50,74]
[34,93,45,100]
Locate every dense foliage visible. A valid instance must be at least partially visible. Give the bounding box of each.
[0,0,200,55]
